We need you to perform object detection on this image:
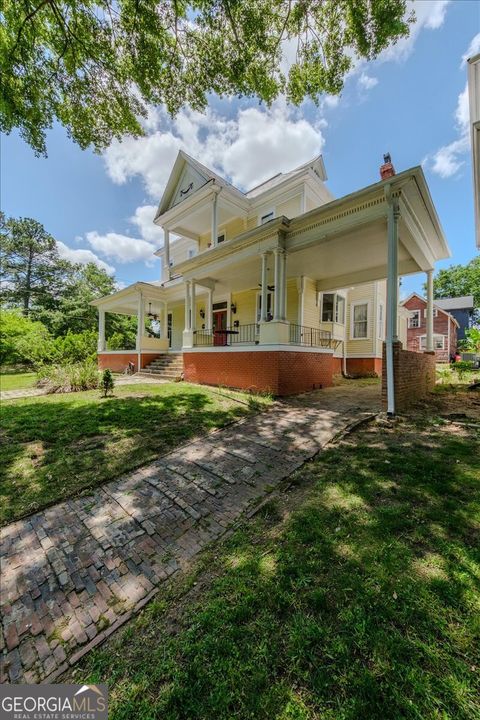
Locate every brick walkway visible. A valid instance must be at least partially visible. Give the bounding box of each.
[0,384,379,684]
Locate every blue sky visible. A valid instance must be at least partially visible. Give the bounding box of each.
[2,0,479,297]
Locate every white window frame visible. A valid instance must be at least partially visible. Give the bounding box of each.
[320,292,345,325]
[258,208,275,226]
[420,334,445,350]
[377,302,384,339]
[408,309,421,328]
[423,308,438,318]
[350,301,370,340]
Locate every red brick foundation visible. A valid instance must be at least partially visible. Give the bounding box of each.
[346,357,382,377]
[97,352,161,373]
[183,350,335,396]
[331,357,382,377]
[382,342,436,412]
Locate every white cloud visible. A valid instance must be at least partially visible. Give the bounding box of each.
[427,82,469,179]
[380,1,450,63]
[104,102,324,197]
[86,231,157,265]
[57,240,116,275]
[130,205,164,244]
[424,0,449,29]
[462,33,480,68]
[358,73,378,91]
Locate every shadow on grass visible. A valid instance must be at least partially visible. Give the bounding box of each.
[0,386,256,524]
[77,418,479,720]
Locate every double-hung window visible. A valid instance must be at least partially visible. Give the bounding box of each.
[352,303,368,339]
[321,293,345,324]
[409,310,421,328]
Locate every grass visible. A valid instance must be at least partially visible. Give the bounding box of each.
[0,371,37,391]
[68,389,480,720]
[0,382,271,525]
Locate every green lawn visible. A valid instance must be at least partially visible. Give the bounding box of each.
[70,391,480,720]
[0,371,37,391]
[0,383,271,525]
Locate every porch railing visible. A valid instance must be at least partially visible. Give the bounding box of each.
[289,324,340,349]
[194,324,259,347]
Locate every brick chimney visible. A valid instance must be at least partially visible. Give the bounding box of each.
[380,153,396,180]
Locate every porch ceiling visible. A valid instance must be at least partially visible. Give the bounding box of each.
[184,167,450,294]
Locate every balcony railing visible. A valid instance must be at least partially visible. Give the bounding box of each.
[194,324,259,347]
[289,324,340,350]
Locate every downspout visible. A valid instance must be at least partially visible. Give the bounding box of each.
[385,183,399,416]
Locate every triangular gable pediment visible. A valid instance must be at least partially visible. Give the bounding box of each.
[170,163,209,209]
[156,152,215,220]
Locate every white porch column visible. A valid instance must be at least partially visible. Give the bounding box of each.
[385,191,400,416]
[191,280,197,331]
[136,292,144,351]
[184,281,191,330]
[206,288,213,330]
[97,308,106,352]
[279,249,287,321]
[273,248,282,321]
[260,252,269,322]
[211,193,218,247]
[426,269,434,353]
[163,228,170,281]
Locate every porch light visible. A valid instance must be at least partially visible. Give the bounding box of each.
[230,302,237,314]
[200,308,205,319]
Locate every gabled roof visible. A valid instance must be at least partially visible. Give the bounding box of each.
[400,292,460,326]
[434,295,475,311]
[155,150,329,220]
[155,150,245,219]
[245,155,327,198]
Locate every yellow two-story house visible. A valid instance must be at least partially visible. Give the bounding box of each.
[93,151,448,398]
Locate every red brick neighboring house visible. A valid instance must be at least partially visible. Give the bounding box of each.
[401,293,458,363]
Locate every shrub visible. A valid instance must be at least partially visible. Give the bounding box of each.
[436,366,452,384]
[37,359,100,393]
[452,360,473,381]
[50,329,97,364]
[100,368,115,397]
[0,310,54,366]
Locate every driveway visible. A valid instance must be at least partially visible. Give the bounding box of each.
[0,383,380,683]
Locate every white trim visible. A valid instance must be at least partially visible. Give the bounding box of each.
[98,350,161,355]
[377,302,384,340]
[184,345,334,354]
[345,352,382,359]
[408,309,421,328]
[350,300,371,340]
[419,334,445,350]
[255,289,274,323]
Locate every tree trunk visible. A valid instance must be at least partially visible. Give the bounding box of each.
[23,248,33,315]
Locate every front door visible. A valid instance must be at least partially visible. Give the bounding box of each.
[213,310,228,346]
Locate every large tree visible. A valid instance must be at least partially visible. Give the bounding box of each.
[432,256,480,325]
[1,0,413,155]
[0,214,72,315]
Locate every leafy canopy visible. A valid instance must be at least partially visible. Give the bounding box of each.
[432,256,480,324]
[1,0,413,155]
[0,213,72,314]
